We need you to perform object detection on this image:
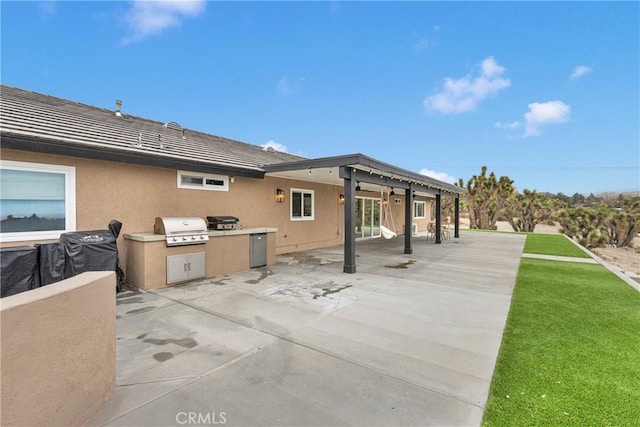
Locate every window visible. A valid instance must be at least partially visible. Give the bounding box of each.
[290,188,314,221]
[177,171,229,191]
[0,160,76,242]
[414,201,426,219]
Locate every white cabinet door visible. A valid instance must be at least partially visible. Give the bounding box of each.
[166,252,206,284]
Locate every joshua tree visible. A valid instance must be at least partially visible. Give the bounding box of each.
[559,197,639,248]
[459,166,515,230]
[504,190,567,232]
[558,206,608,248]
[601,198,640,247]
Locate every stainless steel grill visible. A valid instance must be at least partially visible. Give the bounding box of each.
[154,217,209,247]
[207,216,239,231]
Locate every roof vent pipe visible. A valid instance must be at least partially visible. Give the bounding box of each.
[115,100,122,117]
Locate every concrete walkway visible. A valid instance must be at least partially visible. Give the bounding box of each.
[521,253,598,264]
[89,231,526,426]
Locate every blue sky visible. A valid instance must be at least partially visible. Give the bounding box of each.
[2,1,638,195]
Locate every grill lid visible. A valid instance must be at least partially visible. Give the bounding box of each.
[154,217,209,246]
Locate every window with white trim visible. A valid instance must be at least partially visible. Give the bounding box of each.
[177,171,229,191]
[290,188,314,221]
[414,201,426,219]
[0,160,76,242]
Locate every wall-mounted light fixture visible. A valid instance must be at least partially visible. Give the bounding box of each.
[390,188,395,196]
[339,194,345,205]
[355,181,362,191]
[276,188,285,203]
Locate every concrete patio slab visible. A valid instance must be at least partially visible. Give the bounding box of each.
[115,301,277,386]
[89,231,526,426]
[105,340,483,427]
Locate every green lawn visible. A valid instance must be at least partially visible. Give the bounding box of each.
[523,233,591,258]
[482,257,640,426]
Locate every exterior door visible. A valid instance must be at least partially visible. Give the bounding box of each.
[355,197,381,239]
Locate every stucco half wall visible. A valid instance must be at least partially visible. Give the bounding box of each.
[0,271,116,427]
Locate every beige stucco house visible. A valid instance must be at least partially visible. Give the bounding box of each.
[0,85,464,289]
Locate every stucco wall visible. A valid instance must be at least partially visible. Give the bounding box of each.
[0,149,445,269]
[0,149,345,264]
[0,271,116,427]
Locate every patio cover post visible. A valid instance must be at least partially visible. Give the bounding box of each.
[435,192,442,244]
[404,185,413,254]
[454,196,460,238]
[341,166,357,273]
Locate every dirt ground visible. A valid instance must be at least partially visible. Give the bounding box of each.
[460,217,640,276]
[592,245,640,276]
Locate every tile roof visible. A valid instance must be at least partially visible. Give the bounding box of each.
[0,85,464,194]
[0,85,304,174]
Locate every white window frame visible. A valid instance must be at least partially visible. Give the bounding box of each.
[414,201,426,219]
[0,160,76,242]
[290,188,315,221]
[177,170,229,192]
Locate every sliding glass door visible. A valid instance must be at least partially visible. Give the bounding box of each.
[355,197,381,239]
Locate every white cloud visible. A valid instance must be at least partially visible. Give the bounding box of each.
[494,121,521,130]
[276,76,305,97]
[424,56,511,114]
[570,65,592,80]
[123,0,206,44]
[261,140,288,153]
[419,168,457,184]
[524,101,570,137]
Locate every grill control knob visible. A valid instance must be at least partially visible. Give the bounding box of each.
[200,235,205,240]
[182,236,187,241]
[191,236,196,240]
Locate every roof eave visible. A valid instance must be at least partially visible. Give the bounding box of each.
[0,132,265,179]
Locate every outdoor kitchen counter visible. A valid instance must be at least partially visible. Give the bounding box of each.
[124,228,277,290]
[124,227,278,242]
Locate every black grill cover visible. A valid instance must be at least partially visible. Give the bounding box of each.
[1,246,39,298]
[60,230,118,279]
[35,242,65,286]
